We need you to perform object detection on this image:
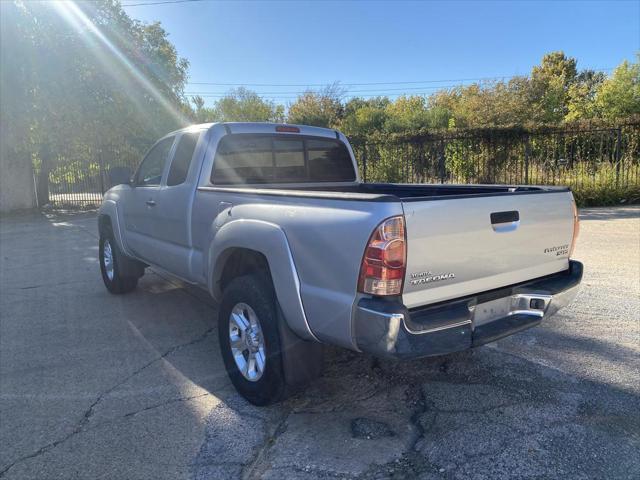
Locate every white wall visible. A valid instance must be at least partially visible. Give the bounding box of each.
[0,151,37,213]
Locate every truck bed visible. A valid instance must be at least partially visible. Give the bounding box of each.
[199,181,575,309]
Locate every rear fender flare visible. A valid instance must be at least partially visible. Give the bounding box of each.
[208,219,317,342]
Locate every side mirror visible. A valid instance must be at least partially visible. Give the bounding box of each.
[108,166,134,188]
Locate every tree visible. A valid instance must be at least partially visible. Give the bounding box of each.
[594,58,640,120]
[339,97,390,136]
[428,79,529,128]
[191,95,208,123]
[1,0,192,203]
[565,70,607,121]
[287,83,345,128]
[384,95,450,132]
[200,88,284,123]
[528,51,578,123]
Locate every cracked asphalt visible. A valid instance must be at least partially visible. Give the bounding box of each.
[1,206,638,480]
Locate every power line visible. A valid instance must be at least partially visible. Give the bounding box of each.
[185,67,616,96]
[187,68,614,87]
[187,92,455,100]
[185,83,493,95]
[188,76,515,87]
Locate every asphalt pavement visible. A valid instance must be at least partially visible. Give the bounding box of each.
[0,206,638,480]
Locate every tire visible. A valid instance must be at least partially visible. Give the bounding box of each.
[218,274,287,406]
[99,227,139,294]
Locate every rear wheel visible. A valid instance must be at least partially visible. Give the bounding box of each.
[218,274,286,405]
[99,227,140,294]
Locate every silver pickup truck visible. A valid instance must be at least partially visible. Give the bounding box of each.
[98,122,582,405]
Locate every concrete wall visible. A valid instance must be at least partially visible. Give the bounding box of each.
[0,152,37,213]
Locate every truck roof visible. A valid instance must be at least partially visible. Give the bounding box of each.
[168,122,341,139]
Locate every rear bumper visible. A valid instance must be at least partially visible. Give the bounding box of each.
[353,260,583,359]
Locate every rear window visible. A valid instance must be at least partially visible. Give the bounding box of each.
[212,134,355,185]
[167,132,200,186]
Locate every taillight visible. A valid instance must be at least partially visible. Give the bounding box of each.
[569,198,580,258]
[358,216,407,296]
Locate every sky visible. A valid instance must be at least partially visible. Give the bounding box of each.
[122,0,640,105]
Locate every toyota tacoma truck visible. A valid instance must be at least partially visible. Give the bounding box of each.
[98,122,582,405]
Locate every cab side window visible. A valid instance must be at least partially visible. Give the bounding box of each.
[136,136,174,186]
[167,132,200,186]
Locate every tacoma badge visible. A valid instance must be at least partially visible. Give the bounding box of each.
[410,271,456,286]
[544,244,569,256]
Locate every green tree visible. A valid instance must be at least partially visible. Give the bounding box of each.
[286,83,344,128]
[339,97,390,136]
[594,58,640,120]
[199,87,284,123]
[565,70,607,121]
[428,76,532,128]
[528,51,578,123]
[384,95,451,132]
[191,95,209,123]
[1,0,191,203]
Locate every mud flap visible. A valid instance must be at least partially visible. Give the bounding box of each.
[277,306,324,387]
[118,253,146,279]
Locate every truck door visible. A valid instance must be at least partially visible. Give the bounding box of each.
[122,135,176,262]
[146,131,202,279]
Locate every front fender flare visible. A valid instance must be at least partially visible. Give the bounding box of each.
[98,200,132,257]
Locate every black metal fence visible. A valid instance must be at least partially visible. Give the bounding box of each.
[39,144,144,208]
[350,124,640,191]
[40,123,639,208]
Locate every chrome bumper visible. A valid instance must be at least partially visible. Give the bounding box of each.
[353,261,583,359]
[543,280,581,317]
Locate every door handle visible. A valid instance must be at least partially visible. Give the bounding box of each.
[146,199,156,207]
[491,210,519,232]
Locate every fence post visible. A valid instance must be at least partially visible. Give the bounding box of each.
[361,144,367,182]
[438,141,446,184]
[524,135,530,185]
[36,142,51,207]
[98,146,106,195]
[614,128,622,188]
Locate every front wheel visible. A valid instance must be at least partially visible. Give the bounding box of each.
[99,229,139,294]
[218,274,286,405]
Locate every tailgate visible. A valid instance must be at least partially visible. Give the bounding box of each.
[402,191,575,308]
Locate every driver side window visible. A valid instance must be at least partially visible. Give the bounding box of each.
[136,136,175,186]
